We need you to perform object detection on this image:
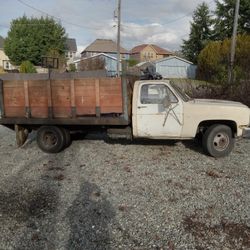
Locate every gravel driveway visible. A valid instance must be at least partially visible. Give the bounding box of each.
[0,125,249,250]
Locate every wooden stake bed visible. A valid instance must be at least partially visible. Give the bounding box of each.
[0,75,129,126]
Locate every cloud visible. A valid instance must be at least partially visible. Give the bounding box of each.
[146,33,178,48]
[90,20,180,51]
[0,0,216,52]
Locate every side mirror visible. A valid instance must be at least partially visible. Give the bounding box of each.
[162,96,171,109]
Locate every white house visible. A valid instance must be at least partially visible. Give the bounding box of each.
[65,38,77,65]
[0,36,16,71]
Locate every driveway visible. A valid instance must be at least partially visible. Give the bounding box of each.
[0,125,249,249]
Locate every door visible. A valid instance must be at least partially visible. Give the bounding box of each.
[135,83,183,138]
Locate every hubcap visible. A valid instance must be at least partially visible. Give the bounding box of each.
[43,132,58,147]
[213,132,230,151]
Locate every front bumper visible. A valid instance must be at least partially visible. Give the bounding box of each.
[243,127,250,138]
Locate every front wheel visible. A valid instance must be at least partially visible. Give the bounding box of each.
[202,124,235,158]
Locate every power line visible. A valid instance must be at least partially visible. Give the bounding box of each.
[16,0,104,30]
[122,0,215,30]
[13,0,214,33]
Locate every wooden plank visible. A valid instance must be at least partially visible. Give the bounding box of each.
[76,107,96,115]
[52,107,72,118]
[29,80,48,118]
[99,78,123,114]
[3,82,25,117]
[70,79,76,118]
[51,80,71,118]
[0,79,5,117]
[75,96,96,105]
[30,107,48,118]
[95,79,100,117]
[100,96,123,107]
[3,80,25,88]
[101,106,123,113]
[24,80,31,118]
[4,107,25,117]
[3,87,25,106]
[75,87,96,92]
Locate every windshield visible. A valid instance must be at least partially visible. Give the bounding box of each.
[170,82,192,102]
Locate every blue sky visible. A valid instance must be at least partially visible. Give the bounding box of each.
[0,0,216,54]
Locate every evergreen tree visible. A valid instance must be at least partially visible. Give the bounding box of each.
[4,16,67,65]
[214,0,250,40]
[181,2,213,64]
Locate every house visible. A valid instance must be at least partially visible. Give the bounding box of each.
[0,36,15,71]
[75,53,121,77]
[81,39,129,60]
[65,38,77,65]
[155,56,197,79]
[130,44,173,63]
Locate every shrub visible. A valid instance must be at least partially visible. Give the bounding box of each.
[197,35,250,85]
[19,61,37,73]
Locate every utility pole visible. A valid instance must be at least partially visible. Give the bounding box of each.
[116,0,121,77]
[228,0,240,84]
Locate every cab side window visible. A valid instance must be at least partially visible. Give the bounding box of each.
[140,84,178,104]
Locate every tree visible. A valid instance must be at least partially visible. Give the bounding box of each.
[4,16,67,66]
[214,0,250,40]
[197,35,250,83]
[181,2,213,64]
[19,61,37,73]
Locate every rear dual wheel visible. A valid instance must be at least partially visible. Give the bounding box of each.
[37,126,71,153]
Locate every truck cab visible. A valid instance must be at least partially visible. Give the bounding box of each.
[132,80,250,157]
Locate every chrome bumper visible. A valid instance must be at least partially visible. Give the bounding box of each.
[243,127,250,138]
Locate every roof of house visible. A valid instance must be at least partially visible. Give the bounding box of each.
[82,39,128,54]
[65,38,77,52]
[136,61,155,67]
[131,44,173,55]
[75,53,118,63]
[155,55,194,65]
[0,36,4,49]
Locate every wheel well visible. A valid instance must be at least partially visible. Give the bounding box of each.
[197,120,237,137]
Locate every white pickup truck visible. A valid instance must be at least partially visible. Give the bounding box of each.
[132,80,250,157]
[0,75,249,157]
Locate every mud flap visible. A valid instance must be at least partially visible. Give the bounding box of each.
[15,125,29,147]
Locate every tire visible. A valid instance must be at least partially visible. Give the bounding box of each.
[37,126,65,153]
[202,124,235,158]
[60,127,71,149]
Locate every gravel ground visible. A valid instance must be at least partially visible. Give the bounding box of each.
[0,125,249,250]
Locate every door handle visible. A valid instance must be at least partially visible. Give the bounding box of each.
[138,106,147,109]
